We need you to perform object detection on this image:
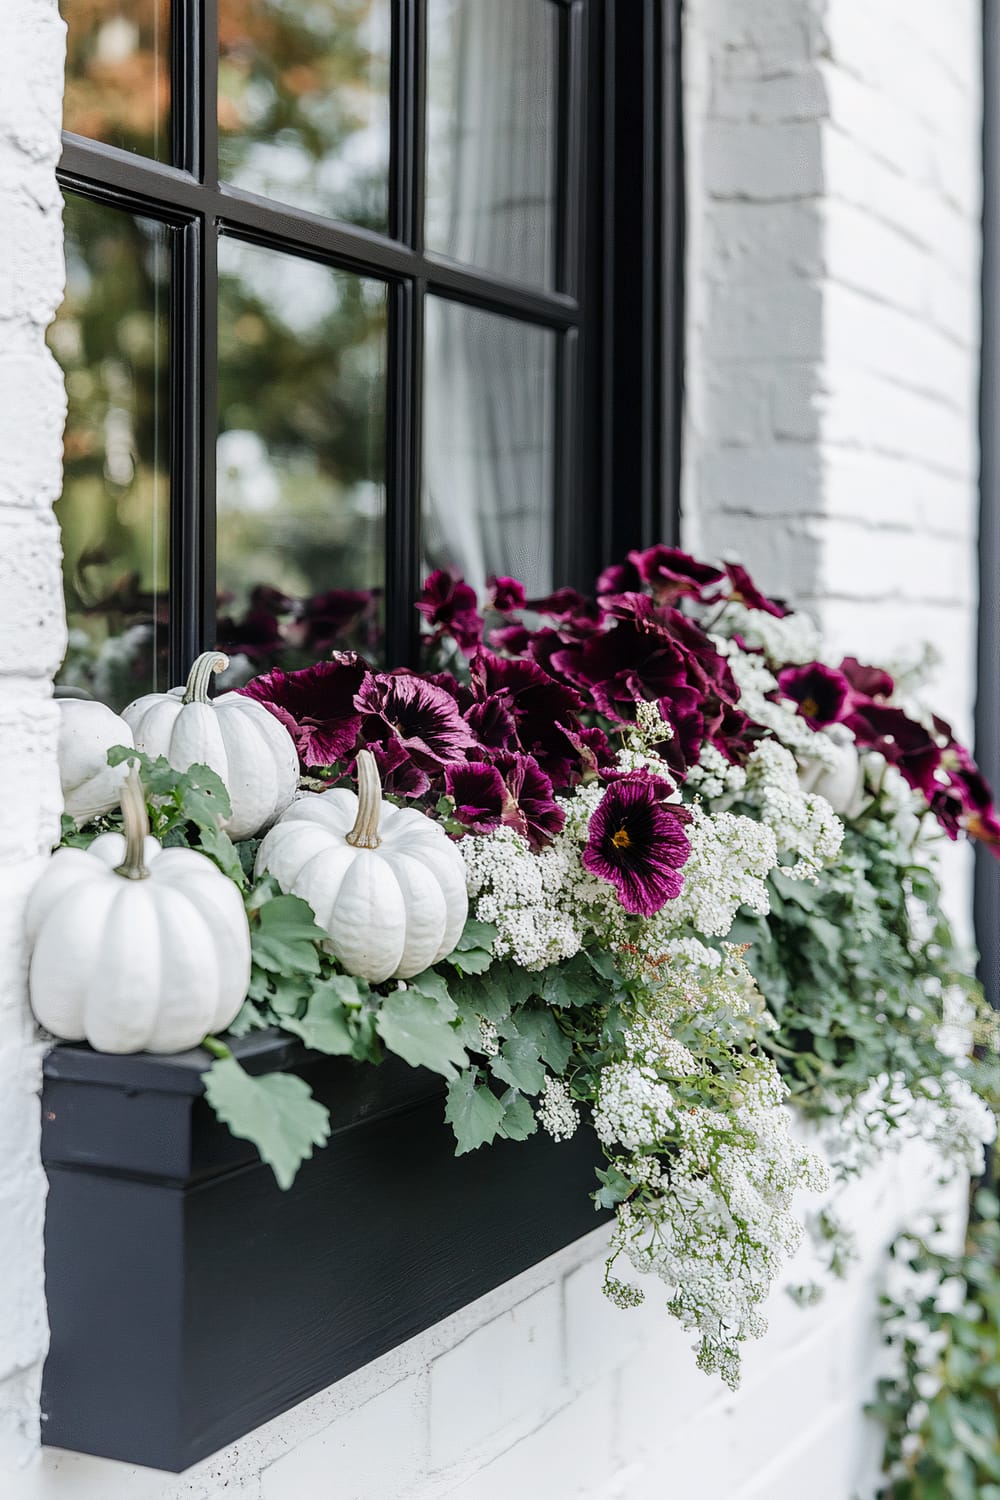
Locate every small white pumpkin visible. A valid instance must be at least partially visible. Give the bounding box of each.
[122,651,299,840]
[256,749,468,983]
[57,697,135,824]
[798,723,867,819]
[26,769,251,1054]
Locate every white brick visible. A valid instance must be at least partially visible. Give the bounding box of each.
[428,1285,562,1467]
[259,1376,426,1500]
[704,121,824,199]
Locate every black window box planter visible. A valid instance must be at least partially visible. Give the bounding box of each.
[40,1031,610,1473]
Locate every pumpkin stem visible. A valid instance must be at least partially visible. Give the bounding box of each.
[114,766,151,881]
[346,749,383,849]
[182,651,230,705]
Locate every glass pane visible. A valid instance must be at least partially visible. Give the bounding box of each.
[425,0,559,289]
[63,0,171,162]
[218,0,391,232]
[49,193,171,709]
[217,238,388,668]
[422,298,556,597]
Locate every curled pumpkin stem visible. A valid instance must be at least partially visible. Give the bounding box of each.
[182,651,230,706]
[114,766,151,881]
[346,749,383,849]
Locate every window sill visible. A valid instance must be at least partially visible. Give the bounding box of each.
[40,1031,609,1472]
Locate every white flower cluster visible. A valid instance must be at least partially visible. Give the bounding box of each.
[719,640,839,770]
[743,738,844,880]
[662,805,776,937]
[908,1072,998,1178]
[602,1052,829,1388]
[685,743,747,802]
[536,1075,581,1142]
[717,601,822,667]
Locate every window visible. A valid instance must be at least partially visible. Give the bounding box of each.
[52,0,682,707]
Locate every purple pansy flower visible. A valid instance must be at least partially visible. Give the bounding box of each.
[445,762,505,832]
[840,656,894,703]
[416,569,483,652]
[725,561,789,618]
[487,575,527,613]
[777,663,851,728]
[582,773,692,916]
[355,672,477,770]
[492,751,565,849]
[628,545,725,604]
[238,655,368,767]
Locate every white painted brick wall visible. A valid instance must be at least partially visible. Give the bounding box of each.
[0,0,986,1496]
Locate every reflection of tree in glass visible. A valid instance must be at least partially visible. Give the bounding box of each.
[63,0,171,160]
[50,193,171,708]
[217,243,388,665]
[218,0,391,231]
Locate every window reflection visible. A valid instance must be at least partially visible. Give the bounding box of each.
[425,0,559,289]
[218,0,391,232]
[216,238,388,669]
[50,193,171,708]
[63,0,171,162]
[423,298,555,597]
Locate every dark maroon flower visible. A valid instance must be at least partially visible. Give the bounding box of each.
[445,762,505,832]
[628,546,725,604]
[216,607,285,661]
[487,575,527,613]
[556,722,618,781]
[416,569,483,652]
[724,562,789,618]
[492,752,565,849]
[464,696,518,752]
[238,655,368,767]
[596,560,642,597]
[777,663,850,728]
[526,587,600,621]
[301,589,378,653]
[489,623,534,655]
[582,774,691,916]
[840,656,894,703]
[365,739,432,799]
[846,703,942,801]
[355,672,477,770]
[469,651,584,784]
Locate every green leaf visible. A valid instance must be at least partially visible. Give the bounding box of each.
[408,969,453,1007]
[251,894,324,976]
[513,1008,572,1074]
[539,951,611,1008]
[456,918,498,951]
[375,988,467,1078]
[489,1034,546,1095]
[594,1162,633,1210]
[446,945,493,975]
[282,978,359,1055]
[444,1072,506,1153]
[498,1088,537,1141]
[202,1056,330,1190]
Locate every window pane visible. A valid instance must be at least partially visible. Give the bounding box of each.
[50,194,171,709]
[423,298,555,597]
[425,0,559,289]
[217,238,388,668]
[62,0,171,162]
[218,0,391,233]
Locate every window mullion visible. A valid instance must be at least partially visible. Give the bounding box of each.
[385,279,423,666]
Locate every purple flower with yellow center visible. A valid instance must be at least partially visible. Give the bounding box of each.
[777,662,850,728]
[582,774,692,917]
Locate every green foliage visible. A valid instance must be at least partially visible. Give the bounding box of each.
[444,1071,507,1155]
[872,1192,1000,1500]
[202,1054,331,1191]
[732,809,994,1126]
[104,747,245,885]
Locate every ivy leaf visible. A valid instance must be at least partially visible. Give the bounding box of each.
[489,1034,546,1095]
[444,1072,506,1154]
[514,1008,572,1074]
[375,988,467,1078]
[539,952,609,1007]
[251,894,324,975]
[498,1088,536,1141]
[594,1162,633,1211]
[282,979,357,1056]
[226,998,272,1038]
[203,1056,331,1190]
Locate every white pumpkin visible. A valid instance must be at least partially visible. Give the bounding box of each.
[26,769,251,1054]
[798,723,867,818]
[57,697,135,824]
[256,749,468,983]
[122,651,299,840]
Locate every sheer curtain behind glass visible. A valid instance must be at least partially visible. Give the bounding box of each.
[423,0,558,596]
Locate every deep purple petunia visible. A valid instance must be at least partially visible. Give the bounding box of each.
[355,671,477,770]
[464,696,518,752]
[238,655,368,767]
[595,559,643,597]
[556,722,618,781]
[582,774,692,916]
[627,545,726,604]
[416,569,482,652]
[777,663,851,728]
[445,761,505,831]
[492,751,565,849]
[487,575,527,613]
[845,702,942,802]
[469,650,585,785]
[840,656,894,704]
[365,739,432,798]
[489,623,534,655]
[725,561,790,618]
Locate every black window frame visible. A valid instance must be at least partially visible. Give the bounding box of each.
[57,0,683,683]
